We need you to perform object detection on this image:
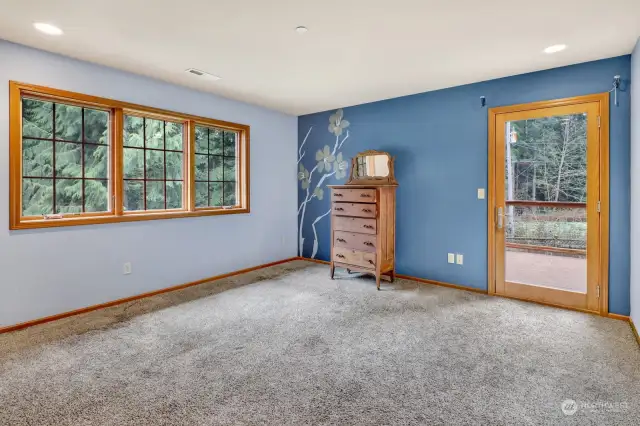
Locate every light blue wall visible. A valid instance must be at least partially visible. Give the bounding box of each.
[0,41,298,326]
[631,38,640,324]
[299,56,631,315]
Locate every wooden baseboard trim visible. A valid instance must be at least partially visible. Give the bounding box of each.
[297,257,630,321]
[630,320,640,348]
[606,313,630,321]
[297,257,330,265]
[297,257,486,294]
[0,257,299,335]
[395,274,488,294]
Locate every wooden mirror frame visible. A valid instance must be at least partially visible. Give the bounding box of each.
[346,150,398,185]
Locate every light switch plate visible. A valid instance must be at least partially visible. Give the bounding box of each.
[456,254,464,265]
[477,188,485,199]
[448,253,455,264]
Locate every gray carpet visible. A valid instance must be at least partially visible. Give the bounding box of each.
[0,260,638,425]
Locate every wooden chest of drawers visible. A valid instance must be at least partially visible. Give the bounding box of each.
[328,184,397,290]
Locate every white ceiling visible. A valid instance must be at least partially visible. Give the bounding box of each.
[0,0,638,115]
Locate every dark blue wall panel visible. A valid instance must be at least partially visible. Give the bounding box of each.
[298,56,631,315]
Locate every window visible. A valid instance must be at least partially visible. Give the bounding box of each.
[194,125,238,208]
[123,115,185,211]
[9,82,250,230]
[21,98,110,216]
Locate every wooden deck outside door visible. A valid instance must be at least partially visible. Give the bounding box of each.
[488,94,609,314]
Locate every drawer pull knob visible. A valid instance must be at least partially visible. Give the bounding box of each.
[363,225,374,229]
[335,207,344,211]
[362,209,372,213]
[336,254,346,259]
[364,241,374,246]
[337,238,347,243]
[335,193,343,197]
[360,193,371,198]
[368,260,375,265]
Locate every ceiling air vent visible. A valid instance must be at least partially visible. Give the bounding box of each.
[185,68,221,81]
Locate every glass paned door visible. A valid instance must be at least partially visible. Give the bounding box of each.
[493,101,602,312]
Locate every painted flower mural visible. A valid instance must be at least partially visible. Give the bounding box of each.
[328,109,350,136]
[298,163,310,190]
[298,109,351,258]
[316,146,335,173]
[334,153,348,180]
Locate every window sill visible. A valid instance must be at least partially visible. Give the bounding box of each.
[10,207,250,230]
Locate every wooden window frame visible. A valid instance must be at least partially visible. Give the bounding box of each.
[9,81,250,230]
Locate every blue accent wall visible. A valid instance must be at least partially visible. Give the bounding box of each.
[298,56,631,315]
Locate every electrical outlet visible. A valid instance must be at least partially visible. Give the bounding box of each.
[456,254,464,265]
[123,262,132,275]
[448,253,455,264]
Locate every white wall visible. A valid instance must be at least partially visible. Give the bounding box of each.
[0,41,298,327]
[631,37,640,325]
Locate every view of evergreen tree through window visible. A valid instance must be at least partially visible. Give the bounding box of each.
[12,83,249,229]
[194,125,238,207]
[123,115,184,211]
[21,98,110,215]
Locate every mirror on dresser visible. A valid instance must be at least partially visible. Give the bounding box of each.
[347,150,397,185]
[329,150,398,290]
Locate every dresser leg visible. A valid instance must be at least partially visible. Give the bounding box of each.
[390,269,395,283]
[330,263,335,280]
[376,274,381,291]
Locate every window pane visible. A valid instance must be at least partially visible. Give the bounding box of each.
[55,104,82,142]
[223,182,236,206]
[22,178,53,215]
[223,156,236,182]
[22,99,53,139]
[210,129,223,155]
[145,150,165,180]
[166,152,183,180]
[124,148,144,179]
[166,181,182,209]
[195,154,208,181]
[195,126,208,154]
[23,139,53,177]
[84,180,109,212]
[209,155,223,181]
[85,145,108,179]
[124,115,144,147]
[55,142,82,178]
[195,182,208,207]
[84,109,109,144]
[166,122,183,151]
[223,131,236,156]
[507,115,587,203]
[145,119,164,149]
[124,180,143,211]
[209,182,223,207]
[55,179,82,213]
[146,181,164,210]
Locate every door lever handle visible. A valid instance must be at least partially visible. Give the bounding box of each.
[497,207,504,229]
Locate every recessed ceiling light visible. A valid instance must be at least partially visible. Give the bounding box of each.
[295,26,308,34]
[33,22,63,36]
[543,44,567,54]
[185,68,221,81]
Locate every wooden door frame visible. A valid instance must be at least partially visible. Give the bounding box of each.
[487,93,610,315]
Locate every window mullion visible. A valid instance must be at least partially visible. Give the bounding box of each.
[113,108,124,216]
[188,120,196,212]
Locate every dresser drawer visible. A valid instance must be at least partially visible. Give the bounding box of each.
[333,247,376,269]
[334,231,377,252]
[332,202,376,218]
[331,188,376,203]
[333,216,377,235]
